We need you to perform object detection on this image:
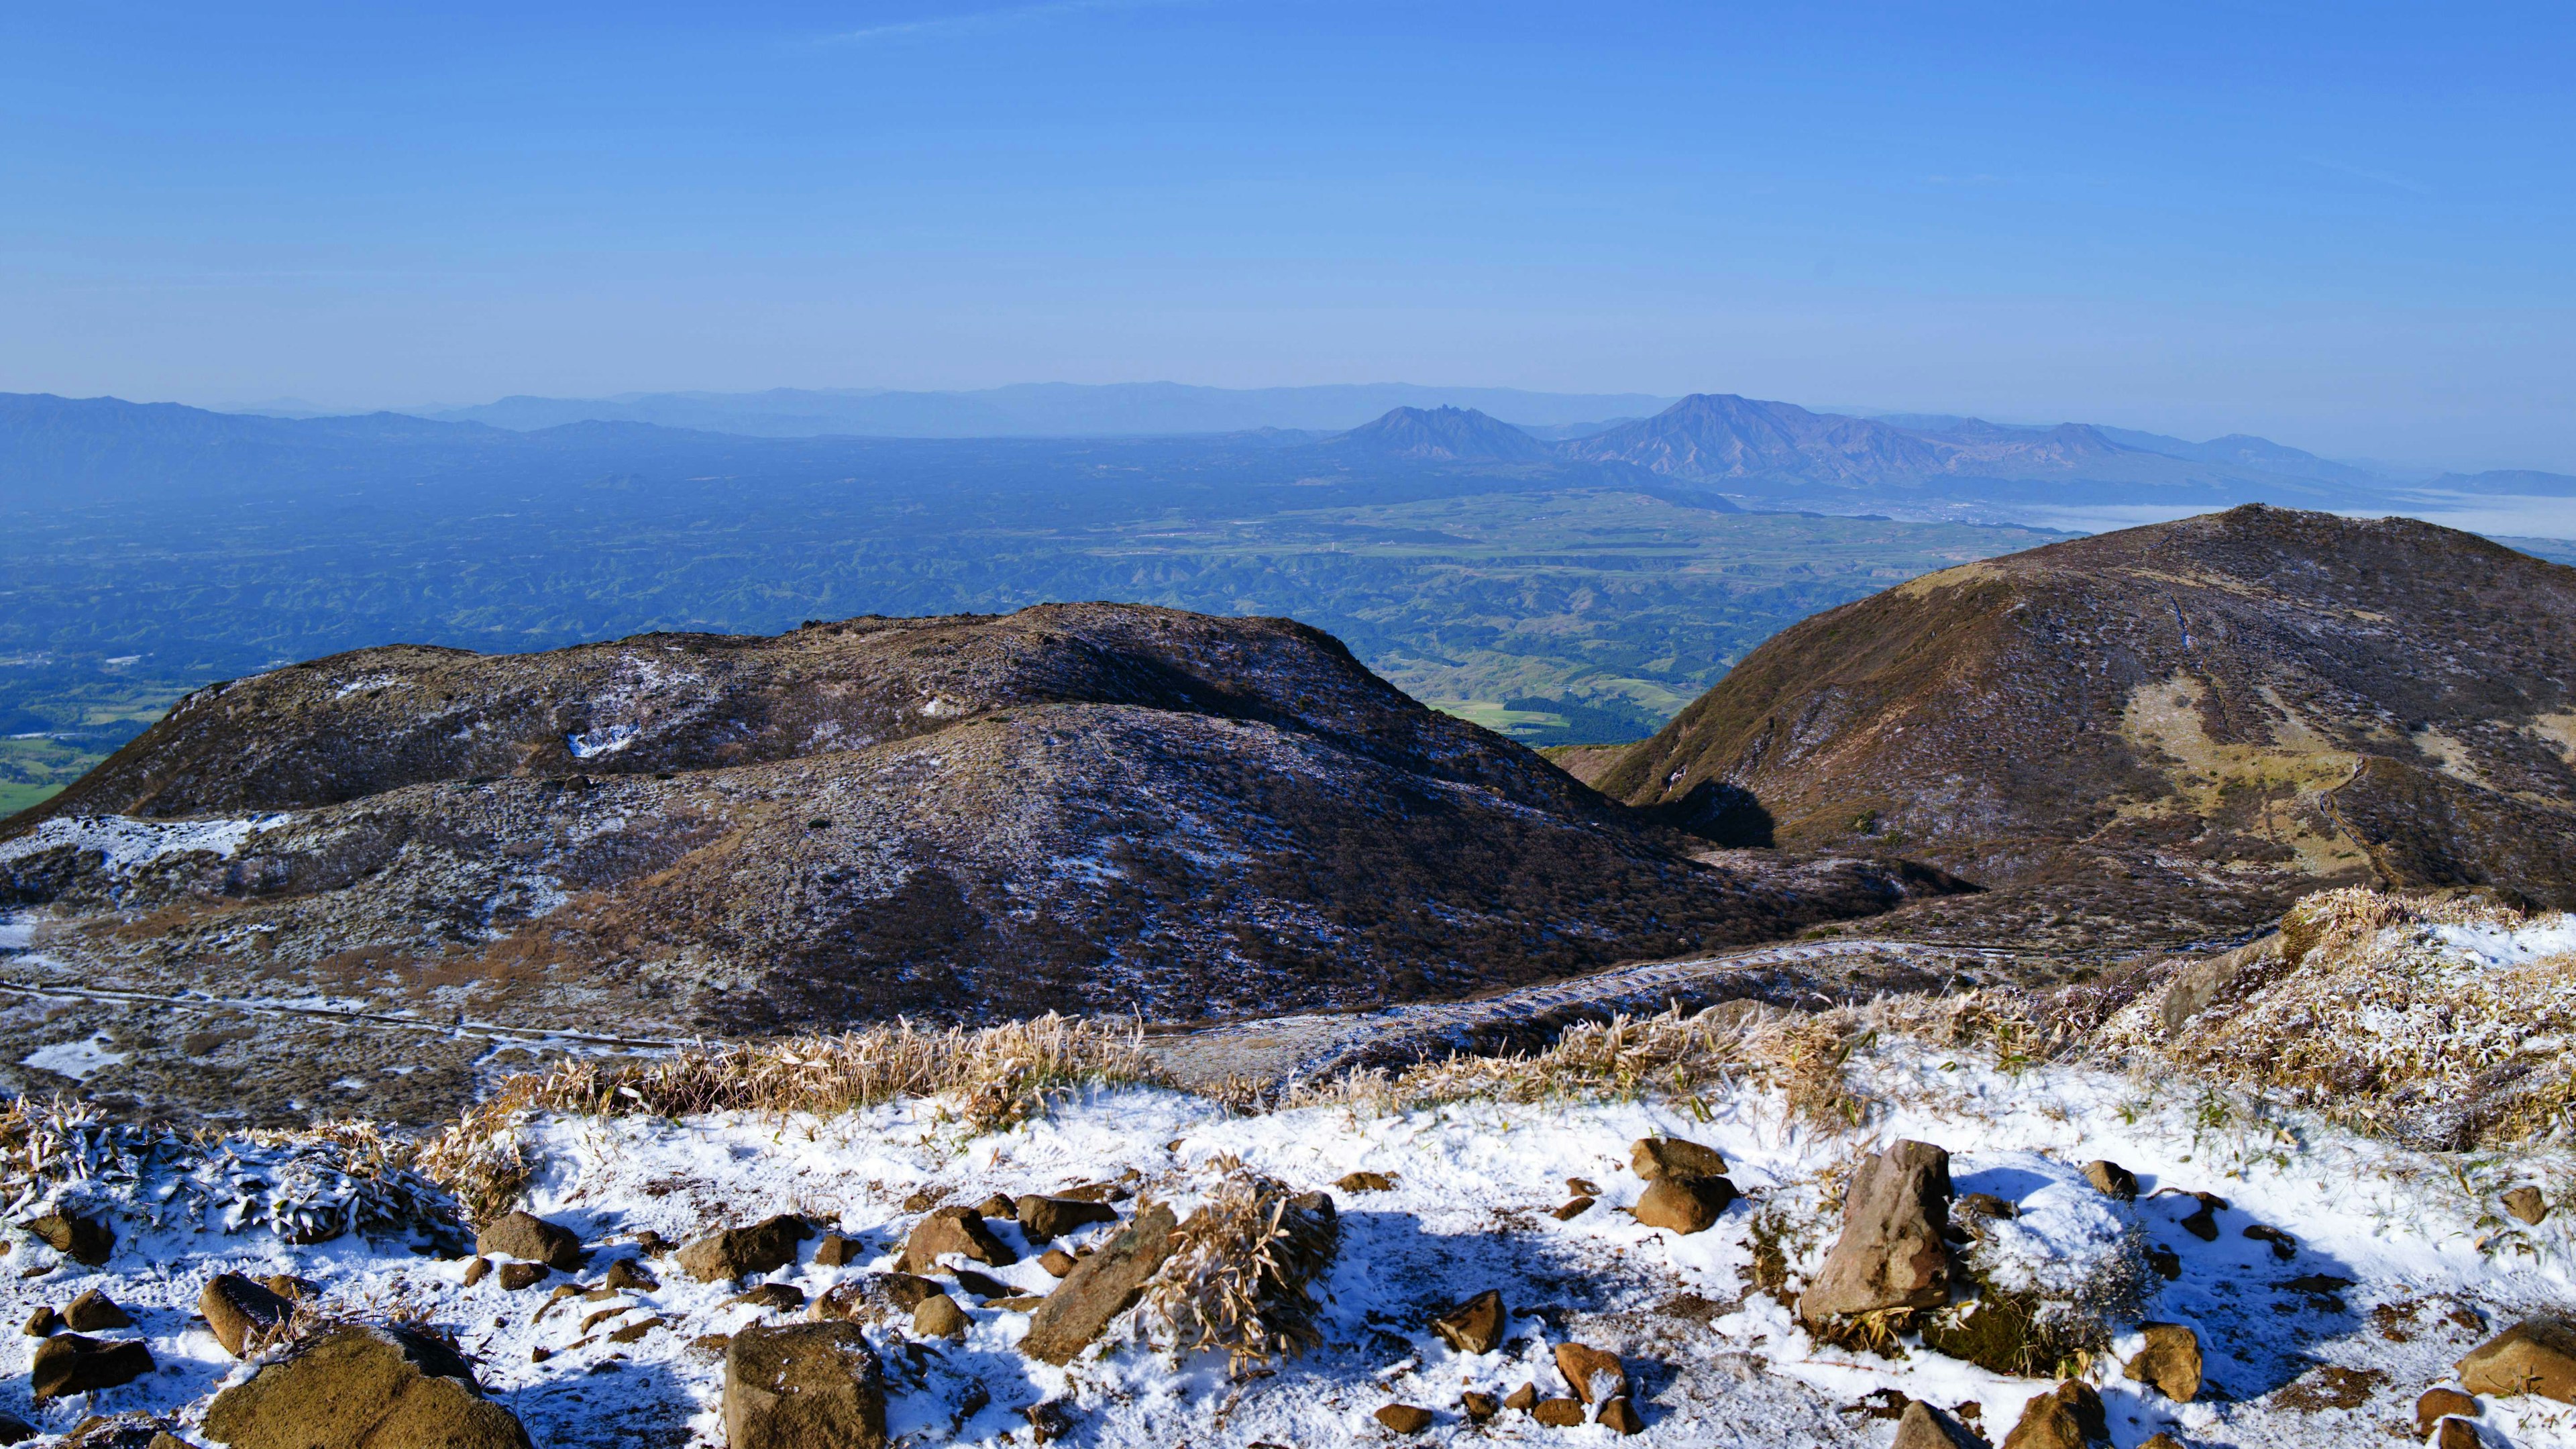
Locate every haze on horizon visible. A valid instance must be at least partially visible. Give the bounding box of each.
[4,2,2572,473]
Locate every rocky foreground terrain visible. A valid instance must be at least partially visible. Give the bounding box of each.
[0,604,1941,1127]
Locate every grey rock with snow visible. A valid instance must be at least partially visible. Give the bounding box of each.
[1798,1139,1953,1320]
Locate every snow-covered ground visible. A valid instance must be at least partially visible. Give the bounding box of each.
[4,1033,2570,1448]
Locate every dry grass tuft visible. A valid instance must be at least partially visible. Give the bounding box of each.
[1144,1157,1340,1372]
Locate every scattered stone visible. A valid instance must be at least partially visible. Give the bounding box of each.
[22,1305,57,1337]
[201,1322,531,1448]
[1554,1342,1625,1403]
[1021,1204,1178,1364]
[1551,1196,1595,1220]
[462,1257,492,1287]
[2083,1161,2139,1201]
[1891,1399,1982,1449]
[632,1230,674,1257]
[28,1210,114,1267]
[1038,1249,1078,1278]
[608,1317,665,1344]
[1634,1175,1737,1234]
[1530,1399,1586,1428]
[496,1262,549,1291]
[2243,1224,2296,1260]
[475,1211,585,1271]
[722,1320,887,1449]
[0,1412,30,1445]
[2416,1388,2478,1435]
[1432,1290,1505,1355]
[1460,1391,1497,1424]
[1022,1401,1075,1444]
[56,1415,179,1449]
[1503,1383,1538,1411]
[2503,1187,2551,1226]
[1567,1177,1600,1196]
[1014,1196,1119,1242]
[1956,1192,2018,1222]
[201,1273,294,1358]
[975,1195,1018,1221]
[680,1215,816,1283]
[730,1284,807,1312]
[2125,1323,2203,1402]
[1799,1139,1953,1320]
[2139,1436,2185,1449]
[2146,1244,2180,1280]
[1998,1380,2105,1449]
[264,1275,319,1301]
[902,1208,1020,1273]
[988,1295,1046,1311]
[2456,1316,2576,1401]
[1336,1171,1397,1193]
[1375,1405,1434,1434]
[31,1334,155,1401]
[62,1289,131,1332]
[1054,1181,1130,1203]
[529,1346,552,1364]
[1597,1398,1644,1435]
[1631,1136,1728,1181]
[812,1233,865,1268]
[900,1188,946,1213]
[2173,1192,2224,1242]
[913,1293,969,1341]
[878,1274,942,1311]
[602,1258,659,1292]
[807,1284,868,1322]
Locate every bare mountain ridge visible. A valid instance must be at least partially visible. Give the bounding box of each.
[0,604,1945,1122]
[1596,506,2576,950]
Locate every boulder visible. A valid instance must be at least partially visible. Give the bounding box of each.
[264,1275,317,1301]
[496,1262,549,1291]
[1336,1172,1397,1193]
[474,1210,584,1271]
[2503,1186,2551,1226]
[1374,1405,1434,1434]
[1553,1342,1625,1403]
[1998,1381,2105,1449]
[201,1323,531,1448]
[0,1412,35,1445]
[913,1293,969,1341]
[2433,1419,2479,1449]
[1634,1175,1737,1234]
[723,1321,888,1449]
[2082,1161,2139,1201]
[1530,1399,1585,1427]
[954,1270,1012,1300]
[1459,1391,1497,1424]
[2125,1323,2202,1402]
[601,1258,659,1292]
[900,1208,1018,1273]
[201,1273,296,1358]
[812,1233,866,1268]
[1038,1249,1078,1278]
[62,1289,132,1332]
[1597,1398,1644,1435]
[975,1195,1018,1221]
[1502,1383,1538,1411]
[57,1415,179,1449]
[2417,1388,2478,1435]
[2457,1316,2576,1402]
[1014,1196,1120,1242]
[21,1305,56,1337]
[2174,1192,2224,1242]
[461,1258,492,1287]
[1020,1203,1178,1364]
[678,1214,816,1283]
[1798,1140,1953,1320]
[729,1284,808,1312]
[1432,1289,1505,1355]
[2160,934,2275,1033]
[28,1209,114,1267]
[1631,1136,1728,1181]
[1891,1399,1982,1449]
[878,1274,943,1311]
[1551,1195,1595,1220]
[30,1334,155,1401]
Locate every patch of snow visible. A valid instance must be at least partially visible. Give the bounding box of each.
[2433,912,2576,969]
[0,812,289,871]
[332,673,402,699]
[21,1032,127,1080]
[0,914,31,950]
[568,722,641,759]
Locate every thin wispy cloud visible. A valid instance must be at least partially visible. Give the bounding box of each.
[2302,156,2430,195]
[825,0,1189,45]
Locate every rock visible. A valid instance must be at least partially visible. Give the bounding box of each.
[879,1274,943,1311]
[22,1305,56,1337]
[1634,1175,1737,1234]
[1336,1171,1397,1193]
[633,1230,674,1256]
[1531,1399,1585,1427]
[1798,1140,1953,1320]
[2139,1436,2184,1449]
[1568,1177,1600,1196]
[730,1283,808,1312]
[2082,1161,2139,1200]
[1631,1136,1728,1181]
[0,1412,30,1444]
[913,1293,969,1341]
[1551,1196,1595,1220]
[1553,1342,1625,1403]
[601,1258,659,1291]
[1038,1249,1077,1278]
[1597,1397,1644,1435]
[975,1195,1018,1221]
[901,1187,946,1213]
[1891,1399,1982,1449]
[1956,1192,2017,1222]
[2431,1417,2478,1449]
[988,1295,1046,1311]
[2417,1388,2479,1434]
[901,1207,1019,1273]
[1014,1196,1119,1242]
[30,1334,156,1401]
[1022,1401,1074,1444]
[679,1214,816,1283]
[2125,1322,2202,1402]
[955,1270,1012,1299]
[201,1273,296,1358]
[2174,1192,2224,1242]
[2145,1244,2180,1280]
[1021,1203,1178,1364]
[1432,1290,1506,1355]
[2160,934,2276,1033]
[807,1285,867,1322]
[63,1289,131,1332]
[812,1233,865,1268]
[722,1321,887,1449]
[2243,1224,2296,1260]
[1374,1405,1434,1434]
[28,1209,114,1267]
[1502,1383,1538,1411]
[496,1261,549,1291]
[474,1210,585,1271]
[1998,1381,2105,1449]
[461,1257,492,1287]
[201,1322,531,1448]
[2503,1187,2550,1226]
[1054,1181,1131,1203]
[1460,1391,1497,1424]
[57,1415,179,1449]
[265,1275,318,1301]
[2457,1316,2576,1401]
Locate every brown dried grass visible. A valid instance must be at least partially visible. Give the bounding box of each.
[1144,1157,1340,1372]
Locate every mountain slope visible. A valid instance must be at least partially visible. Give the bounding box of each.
[1335,406,1552,462]
[1595,506,2576,945]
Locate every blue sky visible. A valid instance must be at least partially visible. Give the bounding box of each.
[3,1,2571,468]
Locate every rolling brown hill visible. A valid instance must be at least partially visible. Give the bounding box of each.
[1595,506,2576,951]
[0,604,1943,1123]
